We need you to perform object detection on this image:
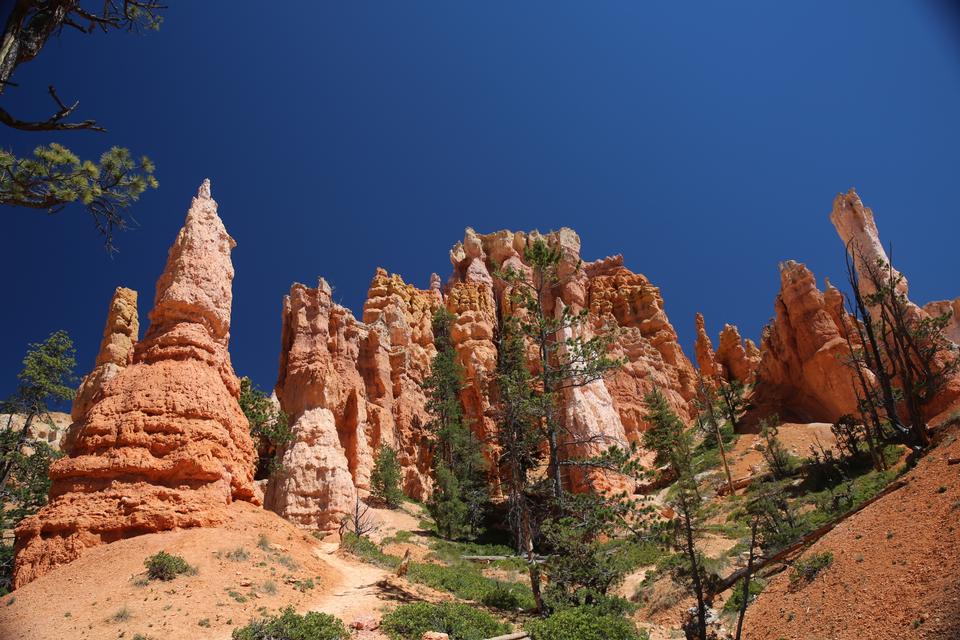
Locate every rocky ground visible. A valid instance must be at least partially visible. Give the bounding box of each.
[743,423,960,640]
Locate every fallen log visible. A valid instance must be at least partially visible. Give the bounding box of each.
[712,478,908,596]
[717,473,769,496]
[461,555,546,563]
[947,457,960,466]
[484,633,529,640]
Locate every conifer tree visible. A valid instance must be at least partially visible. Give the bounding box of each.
[0,330,76,594]
[493,313,546,609]
[642,387,694,478]
[238,377,291,479]
[370,445,404,508]
[424,308,488,539]
[496,237,623,502]
[1,2,163,249]
[758,414,792,479]
[643,387,708,640]
[0,330,76,493]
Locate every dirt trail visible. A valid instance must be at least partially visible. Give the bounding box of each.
[307,542,392,638]
[304,502,448,638]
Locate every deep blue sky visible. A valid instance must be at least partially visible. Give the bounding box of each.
[4,2,960,402]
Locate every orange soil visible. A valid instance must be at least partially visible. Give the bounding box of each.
[1,501,336,639]
[743,428,960,640]
[725,421,839,480]
[0,500,453,640]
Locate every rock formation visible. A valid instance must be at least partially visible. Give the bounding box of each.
[694,313,723,380]
[831,188,960,420]
[924,298,960,344]
[447,229,697,491]
[266,268,441,530]
[0,412,72,453]
[65,287,139,452]
[13,180,257,587]
[830,189,908,305]
[585,254,697,442]
[715,324,761,385]
[270,226,699,525]
[694,313,759,386]
[753,261,861,422]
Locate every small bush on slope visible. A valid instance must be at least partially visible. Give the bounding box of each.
[144,551,194,581]
[232,606,347,640]
[526,606,648,640]
[790,551,833,587]
[381,602,509,640]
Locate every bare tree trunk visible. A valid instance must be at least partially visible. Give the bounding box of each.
[522,503,544,614]
[0,0,70,92]
[845,246,903,429]
[0,410,35,492]
[735,517,759,640]
[679,491,707,640]
[715,420,734,495]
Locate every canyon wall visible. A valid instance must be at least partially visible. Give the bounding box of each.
[265,269,441,529]
[13,181,257,587]
[270,227,698,526]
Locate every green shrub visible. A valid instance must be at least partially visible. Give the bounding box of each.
[526,607,647,640]
[232,606,348,640]
[479,582,523,610]
[371,445,405,508]
[723,578,765,614]
[144,551,194,581]
[340,532,399,569]
[406,562,535,610]
[791,551,833,586]
[381,602,509,640]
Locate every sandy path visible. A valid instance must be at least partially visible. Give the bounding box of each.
[308,542,392,637]
[303,503,448,638]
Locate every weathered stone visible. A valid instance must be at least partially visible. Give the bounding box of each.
[66,287,139,452]
[716,323,760,385]
[13,180,258,587]
[694,312,723,380]
[753,261,860,422]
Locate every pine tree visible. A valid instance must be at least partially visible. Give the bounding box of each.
[642,387,694,477]
[694,372,734,495]
[494,316,542,546]
[424,308,488,539]
[370,445,404,508]
[716,379,746,429]
[643,387,708,640]
[0,3,164,249]
[496,237,623,502]
[238,377,291,479]
[758,414,792,479]
[493,314,546,609]
[0,330,76,594]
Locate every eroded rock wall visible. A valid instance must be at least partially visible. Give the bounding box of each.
[753,261,861,422]
[273,227,699,525]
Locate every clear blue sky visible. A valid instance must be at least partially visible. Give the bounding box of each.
[4,2,960,402]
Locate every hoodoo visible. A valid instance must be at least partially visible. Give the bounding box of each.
[267,227,700,527]
[13,181,257,587]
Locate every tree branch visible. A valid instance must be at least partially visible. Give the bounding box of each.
[0,85,105,132]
